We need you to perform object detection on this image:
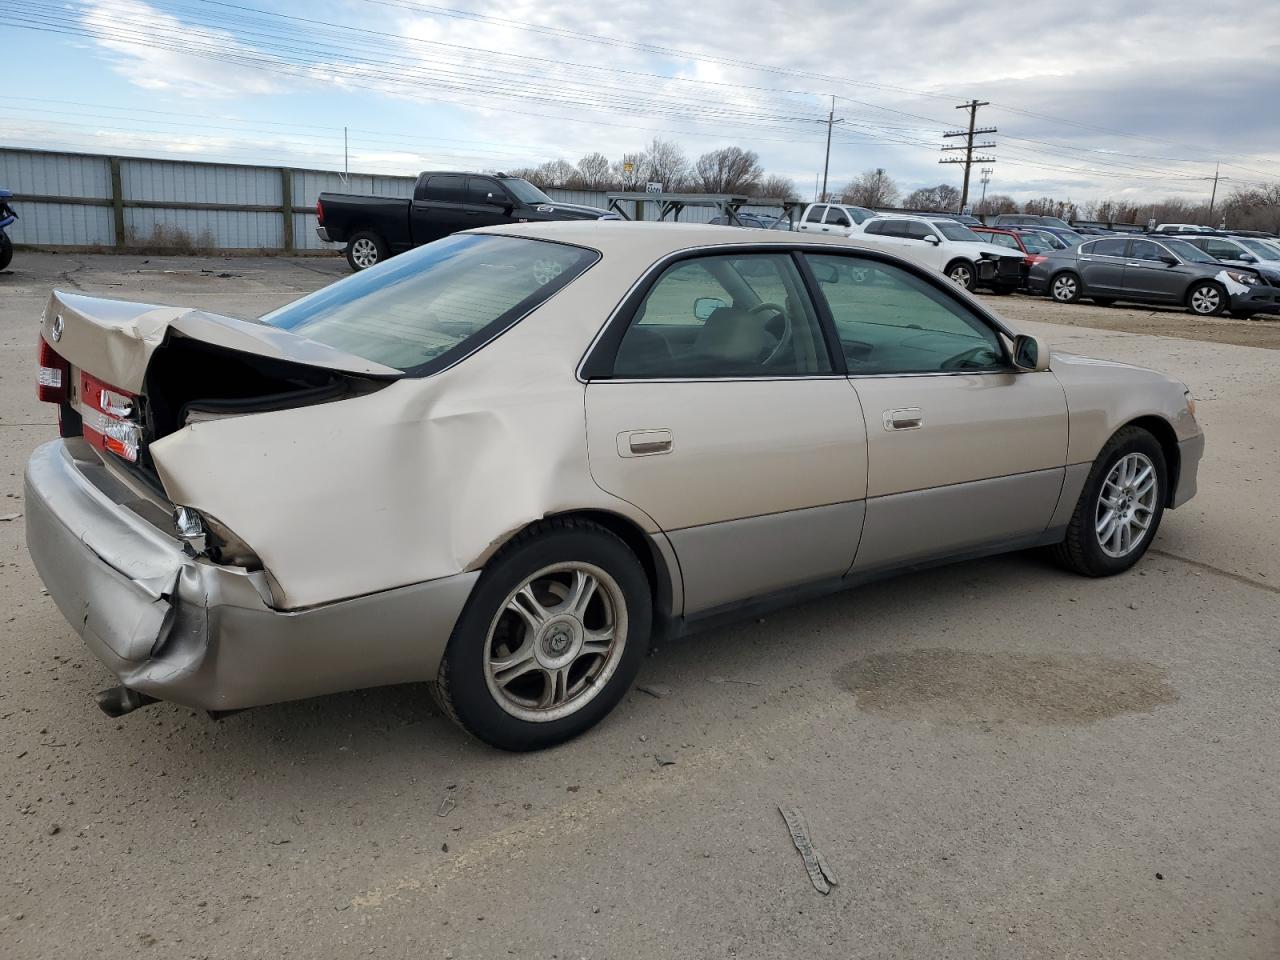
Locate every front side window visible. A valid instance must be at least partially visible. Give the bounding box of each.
[1238,238,1280,261]
[1205,239,1246,260]
[1128,239,1164,261]
[610,254,832,378]
[261,235,597,375]
[467,178,505,204]
[906,222,936,240]
[805,254,1005,375]
[826,209,852,227]
[985,232,1020,250]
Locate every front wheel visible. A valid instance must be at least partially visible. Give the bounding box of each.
[946,260,975,291]
[434,519,652,751]
[1186,281,1227,317]
[345,230,387,271]
[1050,426,1166,577]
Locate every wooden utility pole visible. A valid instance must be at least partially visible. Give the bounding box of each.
[940,100,996,212]
[820,95,844,202]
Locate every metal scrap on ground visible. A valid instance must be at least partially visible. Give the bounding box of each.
[637,683,671,698]
[778,805,838,895]
[707,676,761,686]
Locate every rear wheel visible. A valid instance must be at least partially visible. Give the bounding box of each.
[1051,271,1082,303]
[1051,426,1166,577]
[0,233,12,271]
[1186,281,1227,317]
[434,519,652,751]
[345,230,387,271]
[946,260,975,291]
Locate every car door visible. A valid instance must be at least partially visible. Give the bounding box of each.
[1076,237,1129,294]
[823,207,853,234]
[798,205,826,233]
[465,177,513,229]
[1121,239,1187,302]
[409,174,470,242]
[905,221,948,271]
[803,251,1068,572]
[582,250,868,615]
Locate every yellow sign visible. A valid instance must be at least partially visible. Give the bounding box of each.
[623,162,634,174]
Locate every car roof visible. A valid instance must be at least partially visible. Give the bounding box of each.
[471,219,886,257]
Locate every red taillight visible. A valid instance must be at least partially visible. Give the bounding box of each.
[1027,254,1047,266]
[315,199,324,225]
[37,337,70,404]
[80,371,142,463]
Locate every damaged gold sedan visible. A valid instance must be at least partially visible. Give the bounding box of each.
[26,223,1204,749]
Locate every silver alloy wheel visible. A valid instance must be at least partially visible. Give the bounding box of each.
[350,238,379,269]
[482,562,628,723]
[1052,275,1077,301]
[1095,452,1158,558]
[1189,285,1221,315]
[949,264,973,289]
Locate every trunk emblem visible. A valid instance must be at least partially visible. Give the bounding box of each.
[50,314,64,342]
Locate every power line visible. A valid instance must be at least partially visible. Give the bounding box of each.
[939,100,995,211]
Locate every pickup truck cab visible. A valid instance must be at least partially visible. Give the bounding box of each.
[317,172,611,270]
[856,215,1025,292]
[795,202,876,237]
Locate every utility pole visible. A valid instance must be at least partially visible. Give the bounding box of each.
[820,95,845,202]
[940,100,996,212]
[978,166,992,211]
[1208,162,1221,219]
[341,126,350,185]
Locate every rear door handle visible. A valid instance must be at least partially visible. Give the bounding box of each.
[882,407,923,431]
[617,429,673,457]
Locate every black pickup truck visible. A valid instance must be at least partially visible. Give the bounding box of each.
[316,171,612,270]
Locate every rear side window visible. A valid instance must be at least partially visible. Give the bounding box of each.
[1087,238,1128,257]
[987,232,1019,250]
[863,220,886,235]
[805,205,827,223]
[422,175,466,203]
[261,235,597,376]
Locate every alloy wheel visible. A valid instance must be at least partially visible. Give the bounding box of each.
[1053,275,1077,301]
[949,265,973,289]
[1190,285,1221,315]
[482,562,628,723]
[1095,452,1158,558]
[351,238,379,268]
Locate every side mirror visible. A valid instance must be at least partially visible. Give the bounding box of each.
[1240,254,1257,263]
[810,262,839,284]
[1012,334,1051,372]
[923,234,941,245]
[694,297,728,321]
[1160,254,1179,266]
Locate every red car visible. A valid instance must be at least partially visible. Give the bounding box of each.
[972,227,1058,285]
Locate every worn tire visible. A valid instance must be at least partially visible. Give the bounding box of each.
[434,519,652,751]
[1050,271,1082,304]
[345,230,387,271]
[1050,426,1167,577]
[1186,280,1227,317]
[0,234,12,271]
[945,259,975,291]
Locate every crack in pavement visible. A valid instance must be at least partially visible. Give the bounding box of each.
[1149,548,1280,596]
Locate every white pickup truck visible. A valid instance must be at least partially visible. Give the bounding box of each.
[852,215,1025,293]
[795,202,877,236]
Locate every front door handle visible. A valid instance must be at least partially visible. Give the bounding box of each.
[617,429,673,457]
[882,407,923,431]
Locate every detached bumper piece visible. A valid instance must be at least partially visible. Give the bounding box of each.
[25,440,478,714]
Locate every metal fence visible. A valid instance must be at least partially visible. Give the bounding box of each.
[0,147,788,252]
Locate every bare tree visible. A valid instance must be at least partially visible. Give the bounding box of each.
[575,152,611,189]
[841,168,899,208]
[693,146,763,194]
[902,184,961,212]
[534,159,576,188]
[610,152,646,190]
[979,194,1019,215]
[756,174,799,201]
[641,138,690,191]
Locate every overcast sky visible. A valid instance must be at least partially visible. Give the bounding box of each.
[4,0,1279,204]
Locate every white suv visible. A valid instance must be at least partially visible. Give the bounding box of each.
[854,215,1025,292]
[795,202,876,237]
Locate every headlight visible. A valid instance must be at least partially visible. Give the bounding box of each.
[1225,270,1259,286]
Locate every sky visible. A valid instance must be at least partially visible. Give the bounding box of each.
[3,0,1279,205]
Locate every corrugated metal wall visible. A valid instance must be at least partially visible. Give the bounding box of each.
[0,148,789,251]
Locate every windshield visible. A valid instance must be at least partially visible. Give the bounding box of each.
[1237,238,1280,260]
[1025,230,1067,249]
[1162,239,1215,263]
[502,178,553,205]
[260,235,597,375]
[936,221,982,242]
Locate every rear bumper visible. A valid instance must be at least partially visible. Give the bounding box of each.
[315,225,332,243]
[25,440,477,712]
[1171,432,1205,509]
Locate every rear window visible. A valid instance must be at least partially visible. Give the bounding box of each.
[260,235,598,376]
